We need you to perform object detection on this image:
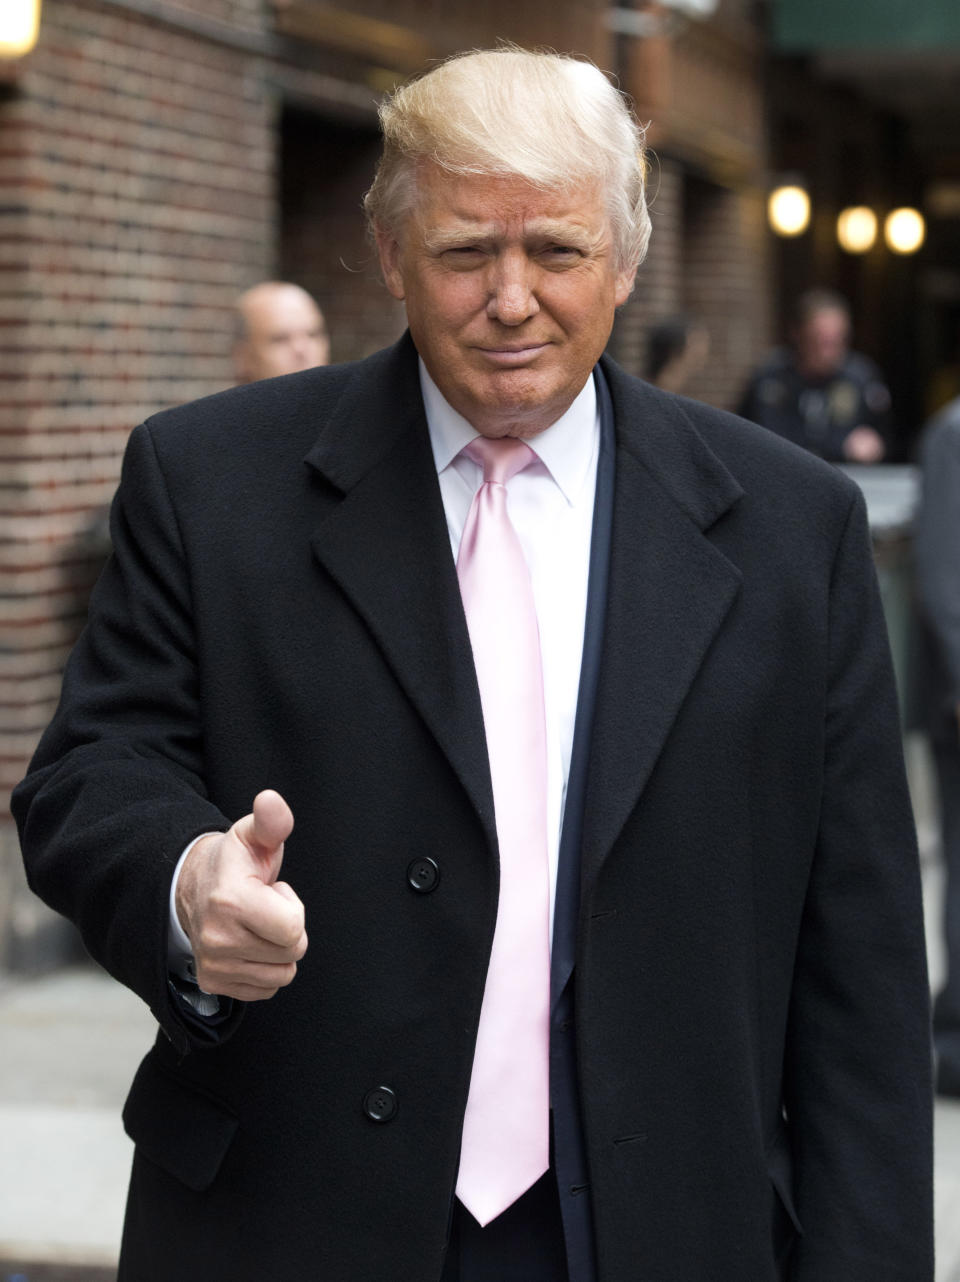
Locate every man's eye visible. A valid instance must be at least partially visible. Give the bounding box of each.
[542,245,581,262]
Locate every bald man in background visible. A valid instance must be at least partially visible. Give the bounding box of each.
[233,280,330,383]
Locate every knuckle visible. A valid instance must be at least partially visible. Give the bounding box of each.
[209,888,240,918]
[280,915,303,950]
[196,925,230,958]
[194,968,219,993]
[194,927,216,957]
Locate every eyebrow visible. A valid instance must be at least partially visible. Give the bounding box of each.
[421,219,598,253]
[421,226,497,252]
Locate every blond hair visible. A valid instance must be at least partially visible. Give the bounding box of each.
[364,46,651,273]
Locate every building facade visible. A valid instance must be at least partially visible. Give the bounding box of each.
[0,0,773,967]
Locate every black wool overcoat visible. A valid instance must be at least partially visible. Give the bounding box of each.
[14,335,933,1281]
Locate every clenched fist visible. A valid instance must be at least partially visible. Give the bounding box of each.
[175,790,307,1001]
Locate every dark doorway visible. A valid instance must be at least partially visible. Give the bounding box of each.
[280,107,406,363]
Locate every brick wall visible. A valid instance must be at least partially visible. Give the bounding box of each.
[682,175,772,411]
[612,9,773,406]
[610,159,685,375]
[0,0,278,962]
[0,0,776,968]
[611,159,771,411]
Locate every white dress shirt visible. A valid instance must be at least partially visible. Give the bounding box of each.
[168,361,599,969]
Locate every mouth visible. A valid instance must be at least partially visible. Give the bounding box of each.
[477,343,550,367]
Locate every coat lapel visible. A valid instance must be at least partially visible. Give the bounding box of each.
[304,336,496,845]
[581,360,745,887]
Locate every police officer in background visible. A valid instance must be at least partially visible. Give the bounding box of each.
[739,289,891,463]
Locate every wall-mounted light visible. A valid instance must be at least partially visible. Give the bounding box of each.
[836,206,878,254]
[768,184,810,238]
[884,207,926,255]
[0,0,42,58]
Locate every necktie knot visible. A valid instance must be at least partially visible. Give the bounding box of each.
[464,436,537,487]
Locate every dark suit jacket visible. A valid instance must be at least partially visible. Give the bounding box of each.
[13,334,933,1281]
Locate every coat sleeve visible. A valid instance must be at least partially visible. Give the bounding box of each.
[12,420,240,1054]
[915,411,960,708]
[785,486,934,1279]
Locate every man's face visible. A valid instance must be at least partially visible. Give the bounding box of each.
[376,165,636,438]
[795,308,850,381]
[235,286,330,383]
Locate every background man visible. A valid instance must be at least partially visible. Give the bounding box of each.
[232,279,329,382]
[739,287,891,462]
[14,48,932,1282]
[645,315,711,394]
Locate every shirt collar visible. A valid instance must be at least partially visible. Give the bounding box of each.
[419,358,598,506]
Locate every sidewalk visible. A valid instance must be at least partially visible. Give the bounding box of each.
[2,866,960,1280]
[925,846,960,1282]
[0,966,155,1279]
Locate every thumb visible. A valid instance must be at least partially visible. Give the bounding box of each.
[235,789,294,884]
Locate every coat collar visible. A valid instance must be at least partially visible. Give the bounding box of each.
[600,354,744,533]
[303,333,425,493]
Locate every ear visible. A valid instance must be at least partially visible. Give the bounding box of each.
[375,224,406,301]
[614,264,638,307]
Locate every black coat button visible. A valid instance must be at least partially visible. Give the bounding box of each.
[363,1086,398,1122]
[407,856,440,893]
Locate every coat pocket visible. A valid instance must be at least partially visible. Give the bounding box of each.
[122,1051,238,1192]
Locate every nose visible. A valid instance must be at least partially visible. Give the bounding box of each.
[486,252,539,326]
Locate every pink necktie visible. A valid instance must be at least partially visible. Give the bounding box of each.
[455,436,550,1227]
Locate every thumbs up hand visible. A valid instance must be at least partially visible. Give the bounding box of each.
[175,790,308,1001]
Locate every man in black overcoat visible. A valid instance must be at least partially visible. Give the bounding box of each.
[13,47,933,1282]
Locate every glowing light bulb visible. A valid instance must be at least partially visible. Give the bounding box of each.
[0,0,42,59]
[837,206,877,254]
[884,208,926,255]
[768,185,811,238]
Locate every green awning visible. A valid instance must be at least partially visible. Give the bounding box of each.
[772,0,960,51]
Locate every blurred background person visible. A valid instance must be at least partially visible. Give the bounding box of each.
[61,280,332,636]
[915,382,960,1098]
[645,315,710,394]
[739,288,891,463]
[926,327,960,420]
[233,280,330,383]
